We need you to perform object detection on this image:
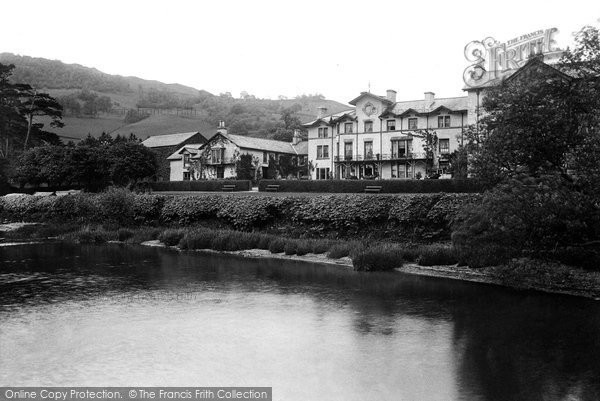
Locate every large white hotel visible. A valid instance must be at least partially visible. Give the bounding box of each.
[303,89,475,180]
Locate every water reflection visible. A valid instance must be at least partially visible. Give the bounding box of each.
[1,243,599,400]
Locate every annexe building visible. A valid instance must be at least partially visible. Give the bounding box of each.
[167,122,308,181]
[141,131,207,181]
[304,91,468,180]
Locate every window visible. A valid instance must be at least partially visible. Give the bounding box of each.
[439,139,450,154]
[364,121,373,133]
[408,118,418,130]
[364,141,373,159]
[438,115,451,128]
[316,168,330,180]
[391,139,412,158]
[183,171,191,181]
[211,148,224,163]
[318,127,329,138]
[344,122,353,133]
[344,142,353,159]
[391,163,409,179]
[263,152,268,163]
[387,120,396,131]
[183,153,191,167]
[317,145,329,159]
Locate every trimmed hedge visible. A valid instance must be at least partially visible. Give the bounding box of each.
[0,190,481,241]
[258,179,482,193]
[150,180,252,192]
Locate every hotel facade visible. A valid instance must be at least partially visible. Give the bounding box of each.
[304,90,471,180]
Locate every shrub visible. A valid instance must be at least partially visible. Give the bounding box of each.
[132,194,164,223]
[312,240,332,254]
[296,240,313,256]
[117,228,134,241]
[257,234,272,250]
[178,229,213,250]
[63,225,115,243]
[417,244,459,266]
[284,241,298,255]
[452,174,596,268]
[95,188,135,224]
[352,244,404,271]
[268,238,286,253]
[158,229,186,246]
[327,243,352,259]
[128,227,161,244]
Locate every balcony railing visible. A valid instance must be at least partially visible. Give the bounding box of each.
[205,157,236,165]
[334,152,427,162]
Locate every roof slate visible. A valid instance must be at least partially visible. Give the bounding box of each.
[141,131,201,148]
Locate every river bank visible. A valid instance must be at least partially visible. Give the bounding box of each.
[140,239,600,300]
[2,222,600,300]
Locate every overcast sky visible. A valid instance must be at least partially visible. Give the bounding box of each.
[2,0,599,103]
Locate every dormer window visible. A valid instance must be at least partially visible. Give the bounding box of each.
[386,120,396,131]
[438,115,451,128]
[408,118,418,130]
[318,127,329,138]
[183,153,191,167]
[364,121,373,133]
[211,148,224,163]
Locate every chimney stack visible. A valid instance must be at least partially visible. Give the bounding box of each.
[217,120,227,135]
[292,129,301,145]
[386,89,397,103]
[424,92,435,105]
[317,107,328,119]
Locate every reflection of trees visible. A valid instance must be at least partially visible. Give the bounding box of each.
[450,292,600,401]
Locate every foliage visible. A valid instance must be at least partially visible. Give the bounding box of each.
[235,153,255,180]
[124,109,150,124]
[13,136,156,191]
[150,180,252,192]
[158,229,186,246]
[452,174,599,268]
[0,62,63,156]
[326,243,353,259]
[417,244,458,266]
[352,244,405,271]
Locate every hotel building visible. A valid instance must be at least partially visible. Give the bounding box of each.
[304,91,469,180]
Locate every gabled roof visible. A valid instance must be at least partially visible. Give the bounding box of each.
[166,144,204,160]
[302,109,355,127]
[202,133,304,155]
[348,92,393,106]
[390,97,469,116]
[291,140,308,155]
[142,131,203,148]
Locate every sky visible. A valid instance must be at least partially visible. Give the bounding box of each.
[2,0,599,104]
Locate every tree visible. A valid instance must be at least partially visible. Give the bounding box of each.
[412,129,438,177]
[108,142,157,186]
[0,63,63,154]
[235,153,255,180]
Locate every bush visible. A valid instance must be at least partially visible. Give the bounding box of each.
[296,240,313,256]
[452,174,597,268]
[327,243,352,259]
[352,244,404,271]
[268,238,286,253]
[158,229,186,246]
[312,240,332,254]
[258,179,482,193]
[417,244,459,266]
[128,227,160,244]
[284,241,298,255]
[117,228,134,241]
[63,225,115,243]
[257,234,272,250]
[178,229,213,250]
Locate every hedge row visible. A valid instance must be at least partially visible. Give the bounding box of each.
[0,190,481,240]
[149,180,252,192]
[258,179,482,193]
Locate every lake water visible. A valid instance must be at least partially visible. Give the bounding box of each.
[1,243,599,401]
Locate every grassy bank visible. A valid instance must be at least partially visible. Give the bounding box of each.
[3,222,600,298]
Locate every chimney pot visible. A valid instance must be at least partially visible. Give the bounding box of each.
[317,107,328,119]
[386,89,397,103]
[424,92,435,104]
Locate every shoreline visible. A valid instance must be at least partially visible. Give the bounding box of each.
[2,224,599,301]
[140,240,600,301]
